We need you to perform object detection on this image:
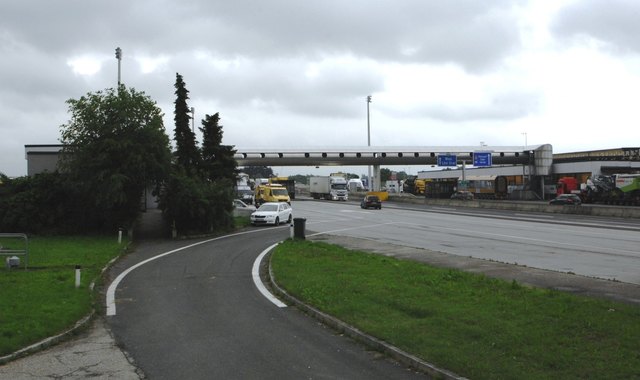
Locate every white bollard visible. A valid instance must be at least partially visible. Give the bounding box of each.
[75,265,81,288]
[290,222,294,239]
[118,228,123,244]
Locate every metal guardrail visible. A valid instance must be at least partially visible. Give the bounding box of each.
[0,233,28,269]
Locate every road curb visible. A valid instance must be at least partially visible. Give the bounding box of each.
[0,311,95,365]
[266,246,468,380]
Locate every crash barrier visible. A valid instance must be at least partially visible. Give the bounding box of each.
[388,195,640,219]
[293,218,306,239]
[0,233,29,269]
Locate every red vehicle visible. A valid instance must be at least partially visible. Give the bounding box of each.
[556,177,580,196]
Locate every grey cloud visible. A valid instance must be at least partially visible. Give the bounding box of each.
[551,0,640,54]
[2,1,522,71]
[384,90,539,122]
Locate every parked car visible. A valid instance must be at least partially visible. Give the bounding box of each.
[549,194,582,205]
[451,191,474,200]
[360,195,382,209]
[250,202,293,225]
[233,199,256,217]
[234,199,255,209]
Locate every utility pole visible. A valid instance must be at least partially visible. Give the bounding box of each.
[190,107,195,133]
[367,95,372,191]
[115,47,122,87]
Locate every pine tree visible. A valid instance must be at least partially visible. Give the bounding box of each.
[200,112,238,182]
[173,73,200,173]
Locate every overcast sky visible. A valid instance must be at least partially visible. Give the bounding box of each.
[2,0,640,177]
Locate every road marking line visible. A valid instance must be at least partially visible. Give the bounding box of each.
[253,243,287,308]
[106,229,273,316]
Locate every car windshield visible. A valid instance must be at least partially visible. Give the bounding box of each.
[258,204,279,212]
[272,188,288,196]
[368,196,379,201]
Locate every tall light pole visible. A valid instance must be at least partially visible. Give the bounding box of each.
[521,132,527,148]
[190,107,195,133]
[367,95,372,190]
[115,47,122,86]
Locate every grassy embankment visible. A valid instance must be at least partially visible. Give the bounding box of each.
[0,235,126,356]
[271,239,640,380]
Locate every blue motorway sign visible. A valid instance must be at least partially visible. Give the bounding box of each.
[437,154,457,167]
[473,151,492,167]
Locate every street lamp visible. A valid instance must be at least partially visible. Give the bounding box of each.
[190,107,195,133]
[367,95,372,190]
[115,47,122,86]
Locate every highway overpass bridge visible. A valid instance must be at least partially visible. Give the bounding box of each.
[234,144,553,190]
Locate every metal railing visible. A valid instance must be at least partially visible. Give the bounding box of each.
[0,233,28,269]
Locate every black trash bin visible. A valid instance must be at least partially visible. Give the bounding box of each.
[293,218,306,239]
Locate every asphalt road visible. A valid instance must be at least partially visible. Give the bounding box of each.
[106,227,423,379]
[295,199,640,285]
[105,200,640,379]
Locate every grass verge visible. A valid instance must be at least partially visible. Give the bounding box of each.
[0,235,126,356]
[271,239,640,380]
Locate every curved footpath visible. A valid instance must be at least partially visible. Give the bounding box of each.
[2,208,639,379]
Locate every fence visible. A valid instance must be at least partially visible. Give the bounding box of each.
[0,233,29,269]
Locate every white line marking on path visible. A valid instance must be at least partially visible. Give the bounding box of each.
[252,243,287,308]
[106,229,284,316]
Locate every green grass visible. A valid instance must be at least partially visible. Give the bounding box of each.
[234,215,252,229]
[0,235,126,356]
[271,239,640,380]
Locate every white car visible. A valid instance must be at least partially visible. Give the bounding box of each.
[250,202,293,226]
[233,199,256,217]
[233,199,255,210]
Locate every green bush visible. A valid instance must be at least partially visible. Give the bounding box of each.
[158,170,234,235]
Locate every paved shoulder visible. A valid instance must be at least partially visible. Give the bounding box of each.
[0,318,142,380]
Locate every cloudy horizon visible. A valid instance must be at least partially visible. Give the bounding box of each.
[2,0,639,178]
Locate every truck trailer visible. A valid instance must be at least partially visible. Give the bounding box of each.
[310,176,349,201]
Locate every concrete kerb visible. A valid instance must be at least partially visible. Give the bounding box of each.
[0,247,125,365]
[0,312,95,365]
[265,245,468,380]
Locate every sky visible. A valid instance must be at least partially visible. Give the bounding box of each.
[2,0,640,178]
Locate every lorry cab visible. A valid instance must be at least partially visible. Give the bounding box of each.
[254,184,291,207]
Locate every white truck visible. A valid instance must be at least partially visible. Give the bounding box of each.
[310,176,349,201]
[236,173,254,204]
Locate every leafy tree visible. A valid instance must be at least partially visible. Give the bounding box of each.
[288,174,308,185]
[200,112,237,182]
[59,86,172,231]
[173,73,200,173]
[0,172,92,234]
[241,166,274,179]
[159,168,234,236]
[380,168,392,182]
[396,171,409,181]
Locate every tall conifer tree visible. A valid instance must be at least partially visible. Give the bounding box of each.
[173,73,200,173]
[200,112,237,182]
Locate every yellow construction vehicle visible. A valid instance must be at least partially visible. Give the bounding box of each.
[254,183,291,206]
